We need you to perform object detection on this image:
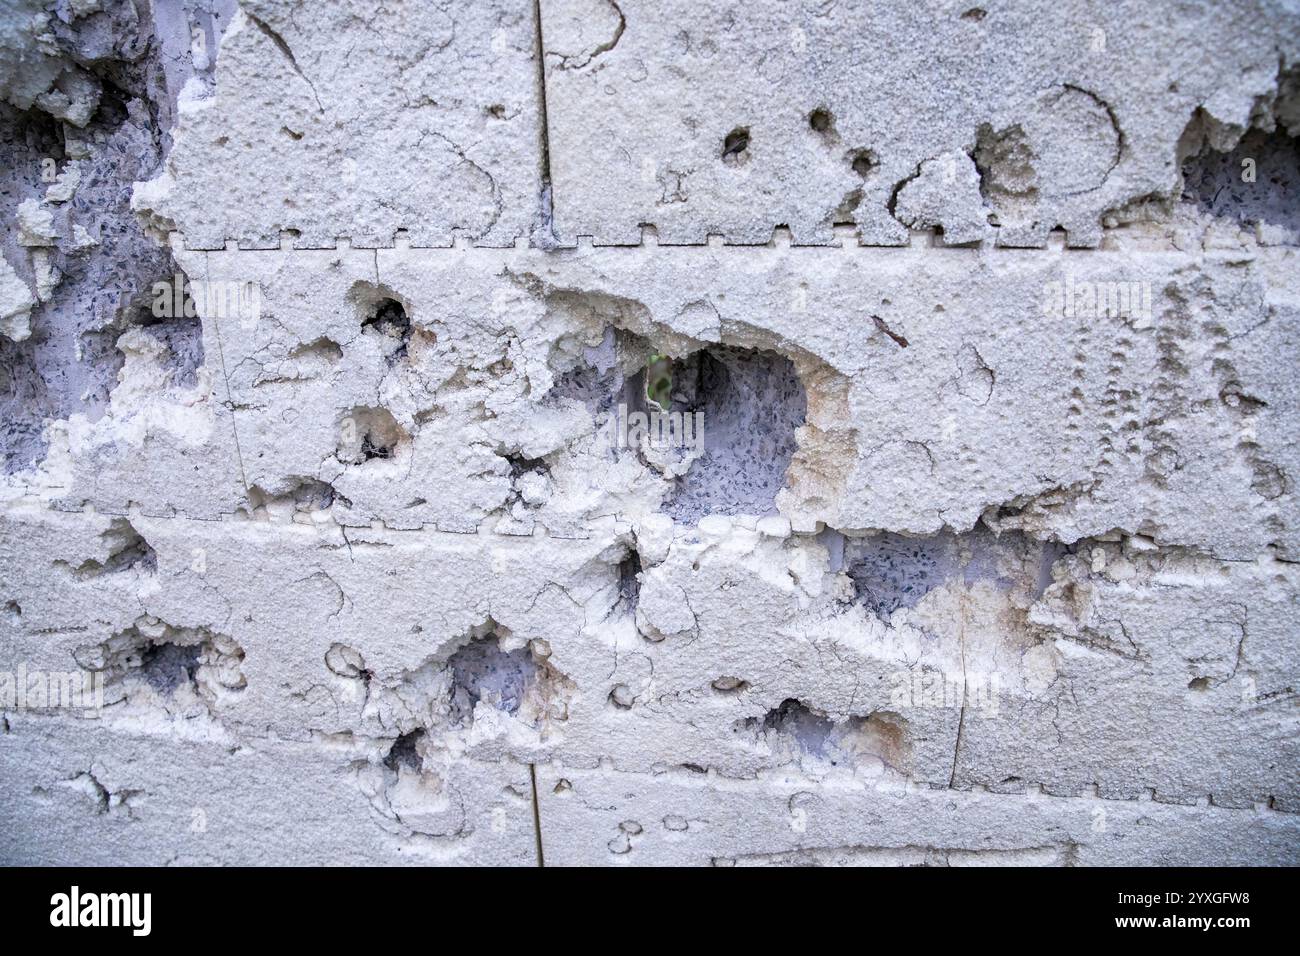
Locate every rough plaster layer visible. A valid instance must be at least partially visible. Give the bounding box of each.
[131,1,545,249]
[2,0,1299,865]
[540,0,1300,246]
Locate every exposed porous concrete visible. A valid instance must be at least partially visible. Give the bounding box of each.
[0,0,227,470]
[1,0,1298,866]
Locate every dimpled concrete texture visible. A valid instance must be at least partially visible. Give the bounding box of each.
[0,0,1298,868]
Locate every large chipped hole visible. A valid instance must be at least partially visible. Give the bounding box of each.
[138,642,201,695]
[338,406,408,464]
[349,282,428,366]
[447,631,571,727]
[658,346,807,523]
[362,297,412,364]
[844,526,1070,623]
[1180,126,1300,241]
[544,327,631,416]
[738,698,910,772]
[0,31,198,474]
[383,729,426,772]
[130,311,205,388]
[722,127,751,166]
[74,621,246,714]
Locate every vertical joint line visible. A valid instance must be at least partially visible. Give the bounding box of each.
[529,763,545,867]
[532,0,554,190]
[948,595,969,788]
[203,251,250,494]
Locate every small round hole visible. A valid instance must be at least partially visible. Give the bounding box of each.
[722,127,750,165]
[851,149,879,178]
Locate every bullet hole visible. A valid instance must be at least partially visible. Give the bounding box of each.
[247,477,337,515]
[722,126,750,166]
[108,521,156,572]
[288,336,344,364]
[139,642,202,695]
[659,346,806,524]
[498,449,551,513]
[845,527,1065,623]
[362,297,412,365]
[363,298,409,338]
[448,633,539,722]
[131,311,206,388]
[1251,461,1287,501]
[741,698,910,770]
[383,729,425,772]
[1188,677,1211,692]
[609,684,635,709]
[503,451,549,479]
[486,103,506,119]
[711,676,749,693]
[618,549,642,612]
[339,406,407,464]
[3,600,19,619]
[961,7,987,20]
[68,518,157,578]
[809,107,836,143]
[77,623,246,707]
[850,149,879,178]
[279,125,303,140]
[553,778,573,794]
[1180,124,1300,240]
[758,699,834,753]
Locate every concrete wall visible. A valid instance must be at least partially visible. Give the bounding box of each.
[1,0,1298,865]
